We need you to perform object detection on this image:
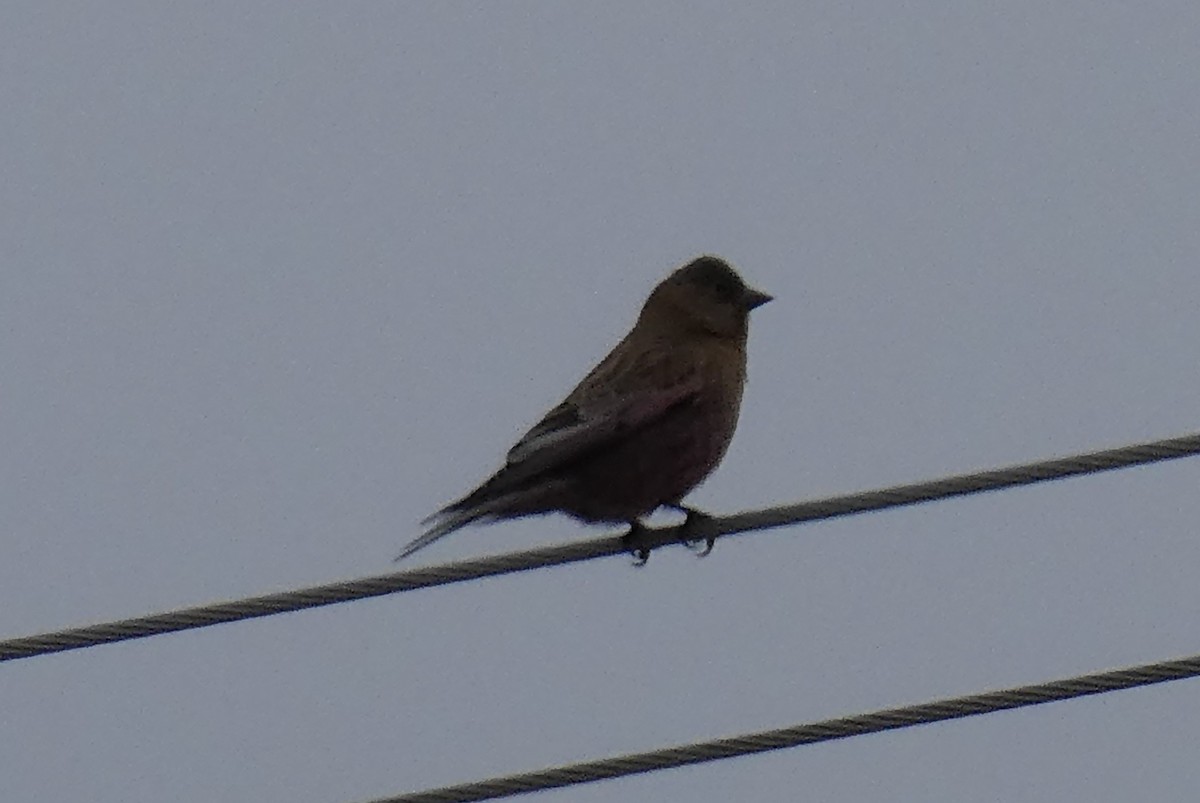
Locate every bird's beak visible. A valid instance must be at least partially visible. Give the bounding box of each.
[742,287,773,310]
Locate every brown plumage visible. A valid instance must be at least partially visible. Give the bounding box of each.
[396,255,771,561]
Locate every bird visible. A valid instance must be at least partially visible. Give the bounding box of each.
[395,255,772,562]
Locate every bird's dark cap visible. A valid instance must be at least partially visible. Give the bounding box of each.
[674,255,772,311]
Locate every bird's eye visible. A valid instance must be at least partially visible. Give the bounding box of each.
[712,277,741,302]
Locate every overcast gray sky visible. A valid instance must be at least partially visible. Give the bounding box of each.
[4,3,1200,801]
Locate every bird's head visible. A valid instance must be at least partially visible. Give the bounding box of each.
[641,255,772,340]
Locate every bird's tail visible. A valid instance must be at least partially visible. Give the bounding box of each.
[395,480,568,563]
[393,507,483,562]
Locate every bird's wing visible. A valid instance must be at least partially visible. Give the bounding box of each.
[503,355,704,477]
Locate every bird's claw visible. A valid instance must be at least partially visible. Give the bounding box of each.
[675,506,716,558]
[622,521,653,566]
[622,508,718,564]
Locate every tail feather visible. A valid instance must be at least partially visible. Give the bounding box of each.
[394,507,483,562]
[396,479,570,562]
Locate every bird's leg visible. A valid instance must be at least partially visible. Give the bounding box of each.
[621,520,653,566]
[666,504,717,557]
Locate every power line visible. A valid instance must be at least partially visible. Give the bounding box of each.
[360,653,1200,803]
[3,431,1199,663]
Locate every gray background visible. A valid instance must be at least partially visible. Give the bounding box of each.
[4,3,1200,801]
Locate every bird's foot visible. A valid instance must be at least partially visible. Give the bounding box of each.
[670,505,717,557]
[621,520,653,566]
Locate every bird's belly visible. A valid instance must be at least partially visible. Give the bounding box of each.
[562,397,737,522]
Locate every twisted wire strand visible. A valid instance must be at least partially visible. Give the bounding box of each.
[4,431,1199,662]
[362,654,1200,802]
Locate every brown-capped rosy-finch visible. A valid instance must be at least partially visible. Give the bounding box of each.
[396,255,771,562]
